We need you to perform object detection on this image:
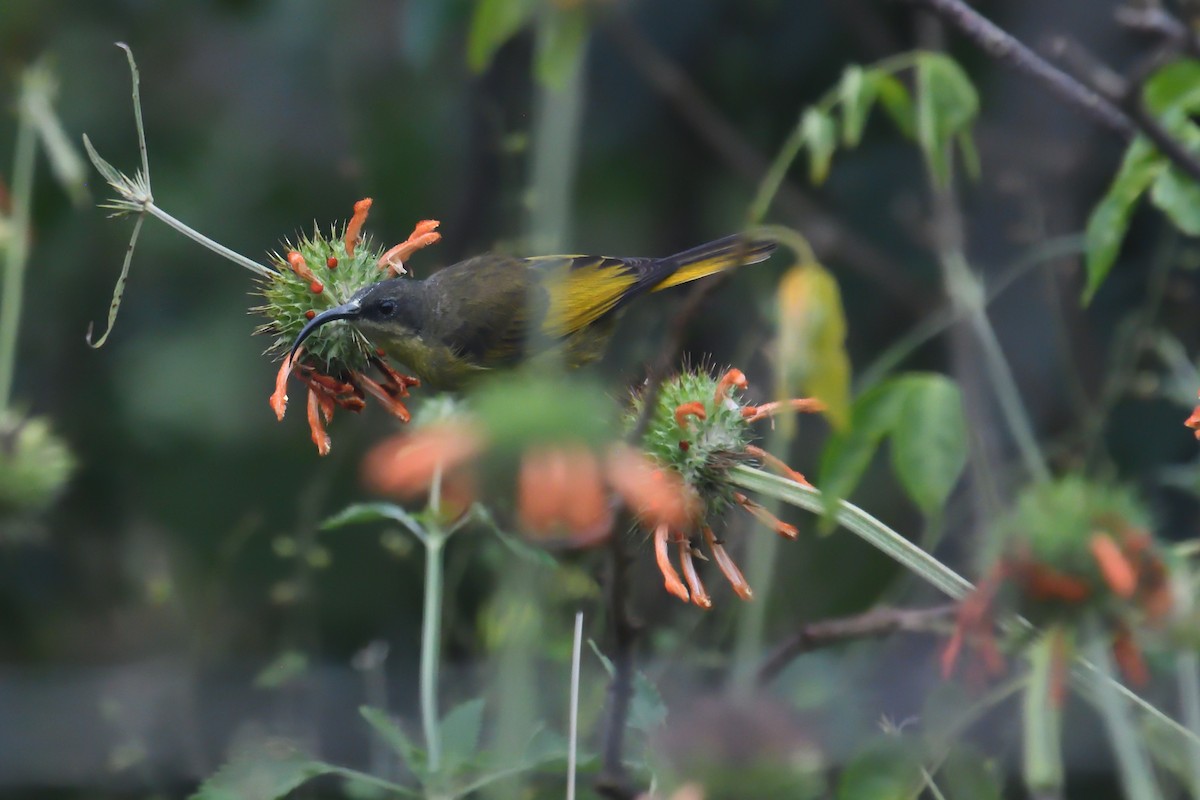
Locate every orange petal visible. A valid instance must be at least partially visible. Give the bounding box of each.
[745,444,811,487]
[1090,532,1137,599]
[677,538,712,609]
[742,397,826,423]
[358,372,412,423]
[1187,402,1200,438]
[286,251,318,283]
[378,219,442,277]
[270,349,299,421]
[654,523,690,602]
[345,198,373,257]
[713,368,748,406]
[362,424,483,498]
[735,492,798,539]
[606,445,700,531]
[941,626,965,679]
[674,401,707,429]
[518,447,562,535]
[307,388,331,456]
[562,447,614,545]
[1113,626,1149,686]
[703,526,752,600]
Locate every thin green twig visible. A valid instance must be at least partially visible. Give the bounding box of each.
[0,104,37,409]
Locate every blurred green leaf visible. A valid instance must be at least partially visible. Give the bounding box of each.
[836,737,922,800]
[876,72,916,138]
[890,373,967,517]
[802,108,838,184]
[1144,59,1200,114]
[535,4,588,89]
[839,65,876,147]
[1084,138,1163,303]
[1150,165,1200,235]
[190,742,331,800]
[817,378,910,526]
[322,503,426,543]
[777,262,851,429]
[253,650,308,689]
[915,52,979,186]
[439,698,486,774]
[940,745,1003,800]
[467,0,537,73]
[360,706,427,779]
[588,640,666,732]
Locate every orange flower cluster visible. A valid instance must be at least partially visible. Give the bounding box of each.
[361,424,698,547]
[269,200,439,454]
[942,525,1172,702]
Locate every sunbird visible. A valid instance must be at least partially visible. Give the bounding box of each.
[289,234,776,390]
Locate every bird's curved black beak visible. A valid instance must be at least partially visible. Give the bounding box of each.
[288,299,362,364]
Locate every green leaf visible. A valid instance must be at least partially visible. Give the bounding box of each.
[1083,138,1164,303]
[1144,59,1200,115]
[439,698,486,774]
[875,72,915,139]
[956,129,981,182]
[1150,165,1200,235]
[190,742,332,800]
[801,108,838,185]
[776,262,852,429]
[588,640,665,733]
[466,0,537,73]
[940,745,1003,800]
[836,737,922,800]
[322,502,426,542]
[890,373,967,516]
[629,671,668,733]
[817,378,911,526]
[360,706,427,779]
[839,65,876,147]
[915,53,979,186]
[254,650,308,689]
[534,5,588,90]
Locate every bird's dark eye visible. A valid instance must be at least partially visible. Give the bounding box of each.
[378,299,397,317]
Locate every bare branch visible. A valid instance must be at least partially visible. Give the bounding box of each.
[757,604,956,685]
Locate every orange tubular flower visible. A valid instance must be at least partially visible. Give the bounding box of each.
[362,423,484,500]
[517,444,612,546]
[378,219,442,277]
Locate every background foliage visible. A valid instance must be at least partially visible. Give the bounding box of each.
[2,1,1198,798]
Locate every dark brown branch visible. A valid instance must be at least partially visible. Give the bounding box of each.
[756,604,956,685]
[897,0,1200,199]
[895,0,1134,136]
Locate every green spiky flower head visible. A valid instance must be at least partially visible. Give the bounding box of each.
[254,207,388,376]
[630,368,755,518]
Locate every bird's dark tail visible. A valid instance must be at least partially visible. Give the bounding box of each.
[649,234,777,292]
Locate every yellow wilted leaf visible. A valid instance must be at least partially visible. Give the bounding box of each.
[776,262,851,429]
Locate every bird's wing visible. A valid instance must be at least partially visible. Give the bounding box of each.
[527,255,652,338]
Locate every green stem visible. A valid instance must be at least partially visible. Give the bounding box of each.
[144,203,273,278]
[941,249,1050,483]
[421,530,445,775]
[1023,630,1064,796]
[729,465,973,599]
[1082,627,1163,800]
[422,465,447,776]
[0,110,37,409]
[1178,650,1200,798]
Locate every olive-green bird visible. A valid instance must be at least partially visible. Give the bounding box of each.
[289,234,776,390]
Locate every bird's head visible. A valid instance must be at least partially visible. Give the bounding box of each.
[289,278,427,363]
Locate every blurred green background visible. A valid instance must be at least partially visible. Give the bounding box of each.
[1,1,1195,797]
